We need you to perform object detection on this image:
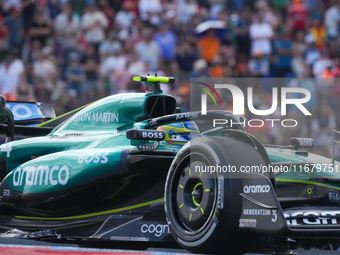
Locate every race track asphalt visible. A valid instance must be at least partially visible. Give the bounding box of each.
[0,238,339,255]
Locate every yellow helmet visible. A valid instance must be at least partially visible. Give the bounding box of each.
[157,121,200,146]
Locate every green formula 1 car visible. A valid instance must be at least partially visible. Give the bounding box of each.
[0,75,339,254]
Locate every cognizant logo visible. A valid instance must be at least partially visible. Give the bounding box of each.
[141,224,170,237]
[197,83,312,128]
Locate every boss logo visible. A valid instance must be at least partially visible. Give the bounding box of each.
[142,132,164,139]
[291,137,314,148]
[126,129,165,141]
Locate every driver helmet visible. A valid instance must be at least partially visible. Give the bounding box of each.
[157,121,200,146]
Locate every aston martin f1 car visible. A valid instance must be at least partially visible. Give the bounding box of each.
[0,75,340,254]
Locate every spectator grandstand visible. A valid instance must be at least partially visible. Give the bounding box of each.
[0,0,339,156]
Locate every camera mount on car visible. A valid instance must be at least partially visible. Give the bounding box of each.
[133,74,175,94]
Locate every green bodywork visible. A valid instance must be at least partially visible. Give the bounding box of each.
[0,91,338,198]
[268,147,340,191]
[0,93,178,194]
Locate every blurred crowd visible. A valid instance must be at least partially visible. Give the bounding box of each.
[0,0,340,155]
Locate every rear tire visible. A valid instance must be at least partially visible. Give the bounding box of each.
[164,136,267,254]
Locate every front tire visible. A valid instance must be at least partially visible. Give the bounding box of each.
[164,136,267,254]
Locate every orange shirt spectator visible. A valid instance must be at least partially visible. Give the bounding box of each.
[321,67,333,78]
[209,66,226,78]
[3,93,16,101]
[198,30,221,63]
[208,56,226,78]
